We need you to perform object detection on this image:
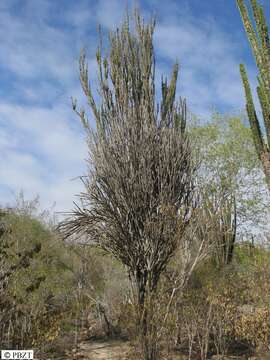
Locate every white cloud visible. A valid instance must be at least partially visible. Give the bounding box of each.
[153,7,258,119]
[0,13,74,81]
[96,0,129,30]
[0,102,87,212]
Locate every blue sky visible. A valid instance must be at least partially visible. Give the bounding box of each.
[0,0,269,213]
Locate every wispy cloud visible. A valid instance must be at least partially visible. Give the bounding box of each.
[154,8,257,118]
[0,102,87,210]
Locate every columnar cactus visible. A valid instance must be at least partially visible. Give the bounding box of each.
[237,0,270,190]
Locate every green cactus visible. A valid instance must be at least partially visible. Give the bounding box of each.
[237,0,270,190]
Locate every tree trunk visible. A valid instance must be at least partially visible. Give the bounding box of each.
[135,270,159,360]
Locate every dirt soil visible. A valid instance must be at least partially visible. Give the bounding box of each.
[67,339,269,360]
[72,340,186,359]
[74,340,132,360]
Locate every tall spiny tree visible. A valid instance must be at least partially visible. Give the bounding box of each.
[60,12,196,360]
[237,0,270,190]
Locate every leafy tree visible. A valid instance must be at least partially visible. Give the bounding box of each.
[189,114,269,237]
[0,198,75,350]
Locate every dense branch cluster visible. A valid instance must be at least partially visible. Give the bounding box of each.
[61,15,195,291]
